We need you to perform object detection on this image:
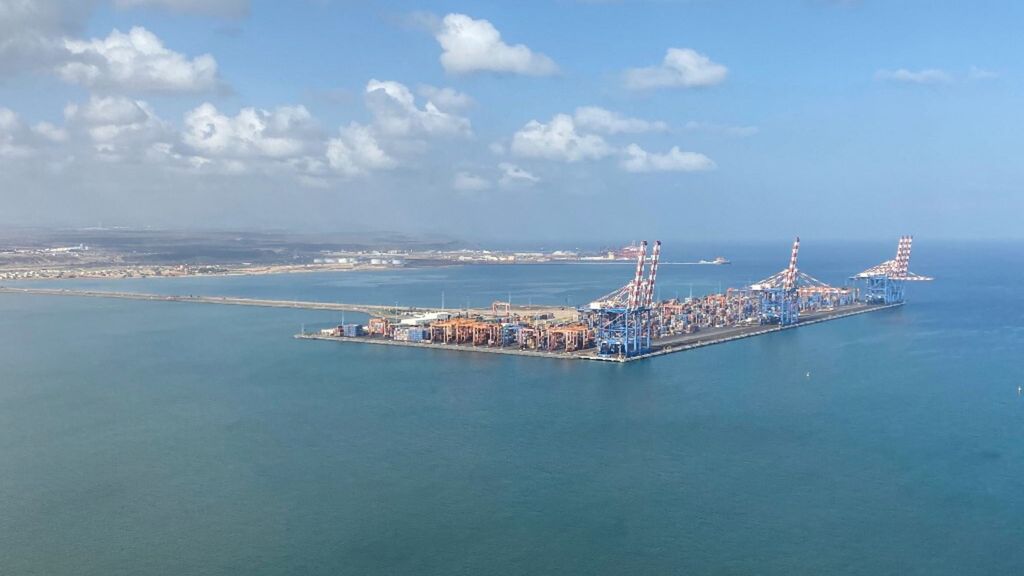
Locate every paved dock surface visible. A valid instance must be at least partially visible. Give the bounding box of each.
[300,303,902,363]
[634,303,899,361]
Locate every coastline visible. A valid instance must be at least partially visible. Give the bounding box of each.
[0,258,705,282]
[0,262,425,282]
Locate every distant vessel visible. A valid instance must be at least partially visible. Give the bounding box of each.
[698,256,731,265]
[614,243,645,261]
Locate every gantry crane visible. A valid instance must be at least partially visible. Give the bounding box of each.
[584,240,661,357]
[852,235,933,304]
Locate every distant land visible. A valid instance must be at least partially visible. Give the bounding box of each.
[0,228,704,281]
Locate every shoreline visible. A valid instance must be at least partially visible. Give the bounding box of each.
[0,258,732,283]
[0,262,435,282]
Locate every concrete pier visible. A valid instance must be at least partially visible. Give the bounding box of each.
[298,303,902,363]
[0,286,566,319]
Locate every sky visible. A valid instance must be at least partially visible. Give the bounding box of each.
[0,0,1021,243]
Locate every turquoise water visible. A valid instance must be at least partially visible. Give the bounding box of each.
[2,242,1023,574]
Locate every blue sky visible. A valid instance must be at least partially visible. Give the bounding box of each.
[0,0,1021,242]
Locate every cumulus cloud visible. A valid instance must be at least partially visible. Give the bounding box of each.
[0,2,230,83]
[166,79,475,181]
[0,106,74,160]
[326,123,396,177]
[32,122,67,143]
[418,84,474,111]
[58,27,219,92]
[625,48,728,90]
[620,143,715,173]
[0,107,31,157]
[435,13,558,76]
[453,171,491,192]
[64,95,173,160]
[0,76,476,192]
[511,114,612,162]
[574,106,668,134]
[874,68,951,85]
[499,162,539,186]
[508,109,716,174]
[365,79,471,137]
[66,95,154,127]
[113,0,250,18]
[0,2,87,78]
[181,102,319,161]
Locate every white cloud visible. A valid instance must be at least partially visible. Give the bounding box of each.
[875,67,999,84]
[0,108,18,131]
[511,114,612,162]
[0,107,72,159]
[32,121,68,142]
[0,107,32,157]
[453,171,491,191]
[625,48,728,90]
[435,13,558,76]
[418,84,474,111]
[574,106,667,134]
[874,68,951,85]
[182,102,316,159]
[621,143,715,173]
[59,27,219,92]
[366,79,471,137]
[684,120,758,137]
[65,95,172,159]
[113,0,250,18]
[4,99,168,163]
[499,162,539,186]
[0,0,91,75]
[326,123,396,177]
[66,95,151,127]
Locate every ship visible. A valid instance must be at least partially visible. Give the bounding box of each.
[698,256,731,265]
[606,243,645,261]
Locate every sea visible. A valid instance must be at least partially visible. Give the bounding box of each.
[1,240,1022,575]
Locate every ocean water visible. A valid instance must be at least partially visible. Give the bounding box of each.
[1,241,1022,575]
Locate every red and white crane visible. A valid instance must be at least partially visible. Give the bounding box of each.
[589,239,662,310]
[626,240,648,309]
[854,235,933,281]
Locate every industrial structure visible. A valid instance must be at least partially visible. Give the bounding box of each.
[750,237,803,325]
[852,235,933,304]
[299,235,931,362]
[584,240,661,358]
[737,237,859,326]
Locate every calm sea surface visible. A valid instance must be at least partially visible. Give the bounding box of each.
[2,241,1022,575]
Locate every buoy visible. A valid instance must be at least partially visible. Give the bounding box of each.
[806,371,811,378]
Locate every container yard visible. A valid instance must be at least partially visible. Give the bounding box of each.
[299,236,933,363]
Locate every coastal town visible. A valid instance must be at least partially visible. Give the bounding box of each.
[0,230,729,282]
